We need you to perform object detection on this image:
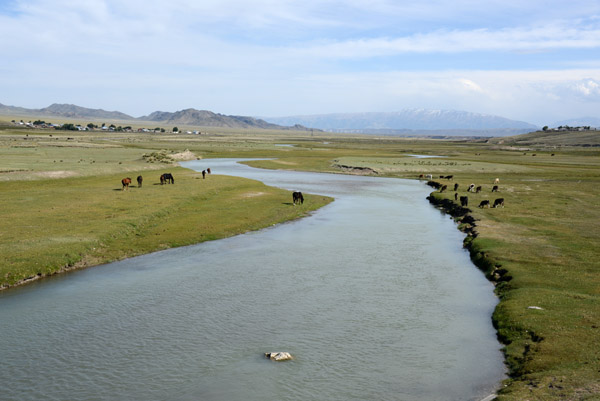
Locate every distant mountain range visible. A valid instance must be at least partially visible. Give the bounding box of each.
[263,109,539,135]
[0,103,308,131]
[10,102,594,136]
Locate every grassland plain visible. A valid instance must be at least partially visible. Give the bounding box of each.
[1,119,599,399]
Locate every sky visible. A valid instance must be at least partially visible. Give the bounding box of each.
[1,0,600,125]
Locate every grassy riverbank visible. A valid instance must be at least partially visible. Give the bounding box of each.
[0,126,332,289]
[1,122,599,399]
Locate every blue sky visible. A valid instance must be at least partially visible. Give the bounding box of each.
[1,0,599,125]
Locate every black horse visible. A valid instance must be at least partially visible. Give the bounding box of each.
[160,173,174,184]
[292,191,304,205]
[137,175,143,187]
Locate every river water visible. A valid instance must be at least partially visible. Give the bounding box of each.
[0,159,504,401]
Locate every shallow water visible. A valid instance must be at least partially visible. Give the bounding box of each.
[0,159,504,400]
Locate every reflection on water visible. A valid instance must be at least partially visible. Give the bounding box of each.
[0,159,504,401]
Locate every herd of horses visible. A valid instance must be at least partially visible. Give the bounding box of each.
[121,169,212,190]
[424,175,505,209]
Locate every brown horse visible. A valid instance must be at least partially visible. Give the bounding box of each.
[122,177,132,190]
[207,168,211,174]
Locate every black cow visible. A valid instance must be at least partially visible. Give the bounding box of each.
[440,184,447,193]
[478,200,490,208]
[454,192,458,201]
[475,186,482,193]
[445,175,453,180]
[493,198,505,208]
[468,183,475,192]
[292,191,304,205]
[492,185,499,192]
[453,183,459,191]
[202,170,206,179]
[460,196,468,207]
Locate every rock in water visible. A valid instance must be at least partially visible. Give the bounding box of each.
[265,352,293,361]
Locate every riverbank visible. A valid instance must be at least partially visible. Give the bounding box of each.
[0,167,332,290]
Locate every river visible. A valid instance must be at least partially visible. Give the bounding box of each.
[0,158,504,401]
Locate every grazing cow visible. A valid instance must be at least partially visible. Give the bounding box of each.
[440,184,447,193]
[445,175,453,180]
[453,183,459,191]
[454,192,458,201]
[478,200,490,208]
[468,183,475,192]
[292,191,304,205]
[137,175,143,188]
[160,173,174,185]
[492,185,499,192]
[493,198,505,208]
[439,175,445,178]
[460,196,468,207]
[476,186,482,193]
[121,177,132,191]
[202,170,206,179]
[207,168,211,174]
[494,178,500,185]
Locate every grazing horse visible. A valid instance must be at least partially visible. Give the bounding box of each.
[475,185,482,193]
[493,198,505,208]
[137,175,143,188]
[292,191,304,205]
[121,177,132,191]
[494,178,500,185]
[202,170,206,179]
[207,168,211,174]
[160,173,174,185]
[478,200,490,208]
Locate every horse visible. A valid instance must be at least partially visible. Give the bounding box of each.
[207,168,211,174]
[202,170,206,179]
[121,177,132,191]
[160,173,174,185]
[137,175,143,188]
[292,191,304,205]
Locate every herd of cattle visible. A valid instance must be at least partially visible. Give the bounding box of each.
[121,168,212,190]
[422,174,505,209]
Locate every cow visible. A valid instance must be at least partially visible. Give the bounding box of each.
[292,191,304,205]
[492,185,499,192]
[494,178,500,185]
[419,174,424,179]
[476,186,482,193]
[460,196,468,207]
[453,183,459,191]
[493,198,505,208]
[160,173,174,185]
[137,175,143,188]
[121,177,132,191]
[440,184,447,193]
[425,174,433,180]
[468,183,475,192]
[454,192,458,201]
[202,170,206,179]
[445,175,453,180]
[478,200,490,208]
